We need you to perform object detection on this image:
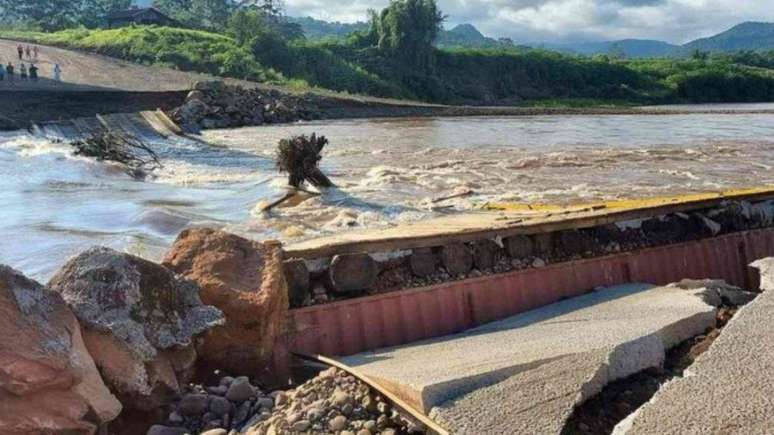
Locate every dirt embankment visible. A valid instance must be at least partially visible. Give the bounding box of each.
[4,38,774,131]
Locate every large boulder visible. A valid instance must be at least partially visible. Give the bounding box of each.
[47,247,224,410]
[175,98,211,126]
[0,265,121,434]
[162,228,289,378]
[193,80,226,92]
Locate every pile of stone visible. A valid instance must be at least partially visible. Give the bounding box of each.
[0,246,226,434]
[171,81,321,131]
[150,367,424,435]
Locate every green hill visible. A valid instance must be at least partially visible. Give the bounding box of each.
[436,24,506,48]
[4,25,774,105]
[286,16,369,40]
[543,39,679,58]
[684,22,774,52]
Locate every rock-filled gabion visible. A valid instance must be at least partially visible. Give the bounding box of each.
[149,367,424,435]
[171,81,321,131]
[288,199,774,309]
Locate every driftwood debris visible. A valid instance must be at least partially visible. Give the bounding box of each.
[263,133,334,213]
[276,133,334,189]
[71,129,162,179]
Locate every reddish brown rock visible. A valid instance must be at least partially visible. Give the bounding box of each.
[505,235,534,258]
[441,244,473,276]
[48,247,224,411]
[0,265,121,434]
[162,228,289,376]
[410,248,437,277]
[329,253,378,293]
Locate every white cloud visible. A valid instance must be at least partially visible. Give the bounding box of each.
[283,0,774,44]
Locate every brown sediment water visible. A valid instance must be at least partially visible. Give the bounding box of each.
[1,111,773,280]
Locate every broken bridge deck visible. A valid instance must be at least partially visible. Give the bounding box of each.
[285,187,774,259]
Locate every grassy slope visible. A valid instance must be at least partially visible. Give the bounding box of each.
[0,26,282,83]
[3,26,774,105]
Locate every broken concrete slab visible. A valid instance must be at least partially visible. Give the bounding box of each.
[613,258,774,435]
[340,283,721,434]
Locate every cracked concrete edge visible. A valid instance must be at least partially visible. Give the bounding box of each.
[563,310,717,433]
[612,261,773,435]
[752,258,774,292]
[428,293,718,434]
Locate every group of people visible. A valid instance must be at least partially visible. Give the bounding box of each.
[0,44,62,83]
[17,44,39,61]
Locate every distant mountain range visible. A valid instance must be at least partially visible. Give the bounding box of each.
[288,17,516,49]
[683,21,774,52]
[540,39,679,58]
[292,17,774,58]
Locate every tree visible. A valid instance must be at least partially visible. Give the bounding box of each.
[0,0,81,30]
[0,0,132,29]
[155,0,233,29]
[371,0,445,70]
[80,0,132,28]
[691,49,709,61]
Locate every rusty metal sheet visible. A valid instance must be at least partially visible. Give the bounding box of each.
[285,229,774,357]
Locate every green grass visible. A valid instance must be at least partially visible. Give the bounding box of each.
[3,26,774,105]
[0,26,283,82]
[518,98,641,108]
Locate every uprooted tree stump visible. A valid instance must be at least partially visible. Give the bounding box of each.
[276,133,334,189]
[71,129,162,179]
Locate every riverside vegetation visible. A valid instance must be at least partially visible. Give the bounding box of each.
[2,0,774,106]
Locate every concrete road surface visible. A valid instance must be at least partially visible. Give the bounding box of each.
[340,283,722,434]
[614,258,774,435]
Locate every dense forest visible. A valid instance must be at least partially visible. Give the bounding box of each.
[2,0,774,105]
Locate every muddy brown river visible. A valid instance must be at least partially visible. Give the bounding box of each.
[1,110,773,280]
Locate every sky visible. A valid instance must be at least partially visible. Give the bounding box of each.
[281,0,774,44]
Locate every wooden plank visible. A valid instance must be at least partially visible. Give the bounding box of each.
[286,187,774,258]
[294,353,450,435]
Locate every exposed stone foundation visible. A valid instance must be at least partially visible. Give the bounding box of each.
[286,199,774,308]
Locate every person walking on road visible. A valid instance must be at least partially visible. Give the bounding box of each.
[29,64,38,81]
[17,45,23,60]
[53,63,62,82]
[5,63,14,82]
[33,46,39,61]
[0,65,5,82]
[24,46,31,60]
[19,63,27,80]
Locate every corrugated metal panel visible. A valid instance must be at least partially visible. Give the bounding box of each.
[285,229,774,357]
